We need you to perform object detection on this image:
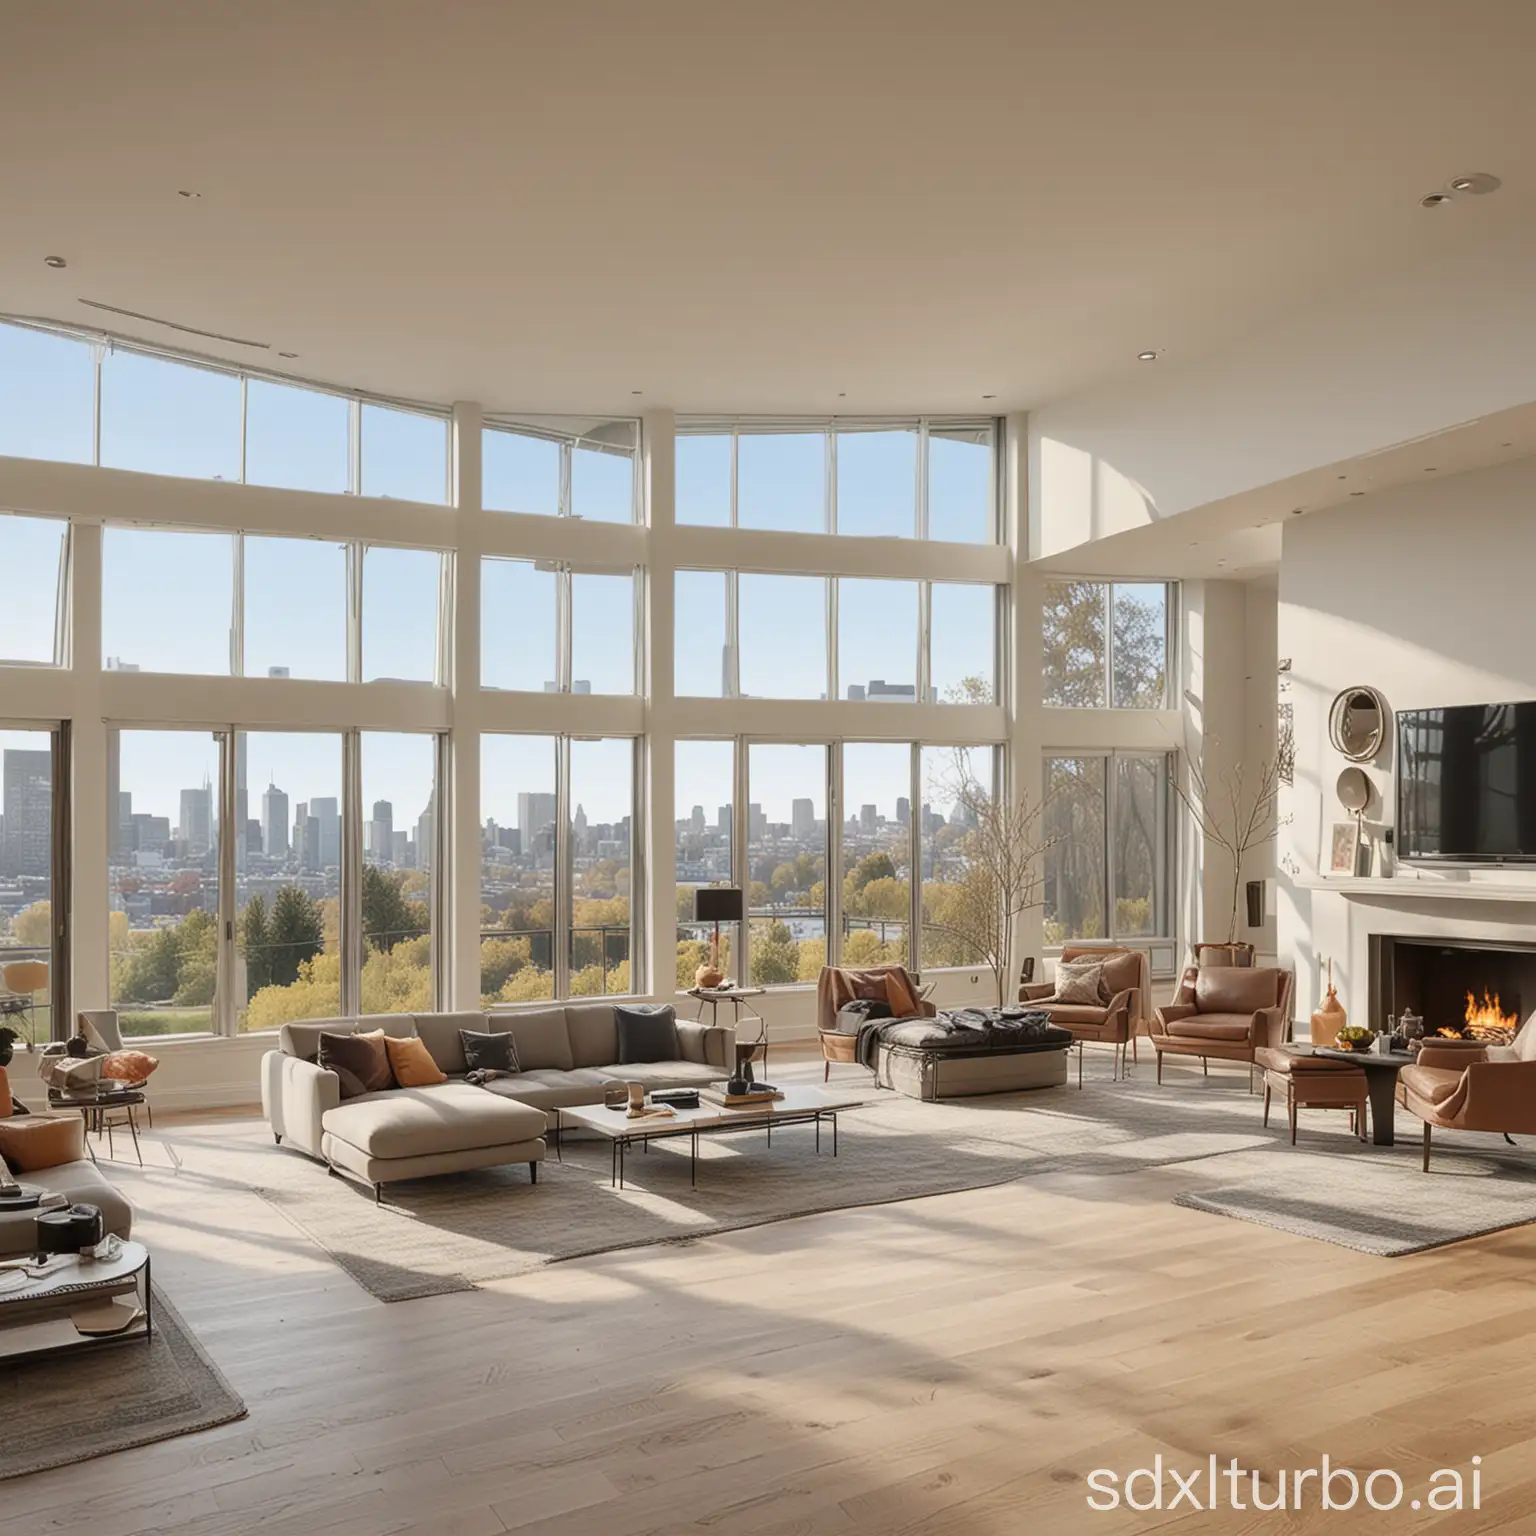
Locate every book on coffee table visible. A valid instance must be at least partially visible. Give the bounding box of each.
[700,1087,785,1108]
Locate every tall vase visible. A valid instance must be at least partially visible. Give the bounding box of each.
[1311,963,1346,1050]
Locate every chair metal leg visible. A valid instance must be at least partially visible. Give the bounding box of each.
[1422,1122,1432,1172]
[1202,1055,1209,1077]
[529,1161,538,1184]
[1288,1087,1298,1145]
[1262,1082,1272,1127]
[1156,1050,1163,1084]
[824,1059,830,1083]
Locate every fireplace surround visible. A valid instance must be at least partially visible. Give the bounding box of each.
[1368,935,1536,1040]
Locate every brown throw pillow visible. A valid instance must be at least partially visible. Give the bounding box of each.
[1054,959,1108,1006]
[317,1030,395,1099]
[384,1035,448,1088]
[884,970,919,1018]
[0,1114,86,1172]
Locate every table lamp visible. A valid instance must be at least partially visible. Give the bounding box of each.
[693,887,743,988]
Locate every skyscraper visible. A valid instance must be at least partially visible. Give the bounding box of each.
[179,782,213,856]
[293,802,322,869]
[896,796,910,826]
[517,792,557,845]
[310,796,340,869]
[792,798,815,839]
[415,804,434,871]
[369,800,394,862]
[262,783,290,858]
[1,749,51,878]
[860,803,877,833]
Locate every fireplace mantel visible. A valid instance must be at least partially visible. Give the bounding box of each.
[1294,876,1536,904]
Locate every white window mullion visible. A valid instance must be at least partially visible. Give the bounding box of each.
[827,741,842,966]
[733,735,749,982]
[909,741,923,971]
[217,727,238,1036]
[340,729,363,1017]
[554,735,571,996]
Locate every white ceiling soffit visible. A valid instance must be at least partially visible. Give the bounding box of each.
[2,0,1535,420]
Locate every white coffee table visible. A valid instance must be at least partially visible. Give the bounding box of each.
[558,1086,861,1189]
[0,1240,152,1361]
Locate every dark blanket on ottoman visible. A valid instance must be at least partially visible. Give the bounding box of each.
[854,1006,1070,1069]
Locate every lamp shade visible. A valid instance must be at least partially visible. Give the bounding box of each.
[694,887,744,924]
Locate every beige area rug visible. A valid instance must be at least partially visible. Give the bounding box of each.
[1174,1137,1536,1254]
[0,1288,246,1480]
[248,1070,1291,1301]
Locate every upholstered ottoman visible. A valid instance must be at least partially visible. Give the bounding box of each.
[876,1036,1073,1100]
[319,1082,546,1199]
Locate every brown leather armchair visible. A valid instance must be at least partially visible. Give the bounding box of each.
[1151,965,1294,1086]
[1020,945,1148,1080]
[1399,1042,1536,1171]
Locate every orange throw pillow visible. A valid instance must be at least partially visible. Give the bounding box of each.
[102,1050,159,1083]
[884,971,918,1018]
[0,1114,86,1172]
[384,1035,448,1087]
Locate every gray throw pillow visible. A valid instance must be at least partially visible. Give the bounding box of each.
[460,1029,519,1074]
[616,1004,680,1064]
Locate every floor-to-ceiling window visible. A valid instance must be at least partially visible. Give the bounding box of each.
[0,726,63,1045]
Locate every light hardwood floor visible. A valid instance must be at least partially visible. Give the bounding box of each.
[6,1057,1536,1536]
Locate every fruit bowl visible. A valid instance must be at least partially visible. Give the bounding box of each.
[1333,1025,1374,1053]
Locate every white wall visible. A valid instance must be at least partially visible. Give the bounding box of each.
[1279,455,1536,1025]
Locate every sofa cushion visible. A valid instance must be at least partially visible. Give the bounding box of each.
[412,1012,490,1075]
[597,1059,721,1090]
[616,1004,680,1064]
[384,1035,448,1088]
[322,1082,545,1160]
[319,1030,395,1099]
[1038,1003,1112,1026]
[1194,967,1277,1015]
[565,1003,620,1068]
[488,1008,574,1071]
[1166,1014,1253,1042]
[480,1068,615,1111]
[0,1114,85,1172]
[1256,1045,1362,1075]
[281,1014,416,1062]
[0,1159,133,1259]
[461,1030,519,1074]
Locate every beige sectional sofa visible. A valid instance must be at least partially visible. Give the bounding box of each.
[261,1003,734,1198]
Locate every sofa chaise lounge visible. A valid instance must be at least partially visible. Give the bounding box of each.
[261,1003,735,1196]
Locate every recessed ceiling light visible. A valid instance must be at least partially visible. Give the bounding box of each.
[278,351,298,359]
[838,392,847,398]
[630,390,642,396]
[177,189,202,199]
[43,255,66,269]
[1290,508,1305,516]
[1136,350,1160,362]
[1502,441,1513,448]
[1337,474,1348,480]
[1420,192,1454,208]
[1448,172,1501,195]
[1424,466,1437,472]
[981,393,996,400]
[1350,490,1366,497]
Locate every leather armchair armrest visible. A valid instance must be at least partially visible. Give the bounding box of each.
[1252,1004,1288,1048]
[1152,1003,1195,1037]
[1460,1059,1536,1131]
[1020,982,1056,1002]
[1103,988,1133,1034]
[676,1020,736,1070]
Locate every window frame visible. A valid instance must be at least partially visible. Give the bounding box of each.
[1041,748,1177,956]
[481,417,641,525]
[105,721,448,1040]
[676,417,999,542]
[1042,578,1178,711]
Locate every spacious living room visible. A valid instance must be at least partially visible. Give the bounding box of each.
[4,4,1536,1532]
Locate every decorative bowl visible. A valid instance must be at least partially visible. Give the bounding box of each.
[1333,1026,1374,1053]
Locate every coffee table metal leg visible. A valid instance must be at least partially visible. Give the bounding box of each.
[833,1112,838,1156]
[126,1107,143,1168]
[691,1128,697,1188]
[145,1253,153,1345]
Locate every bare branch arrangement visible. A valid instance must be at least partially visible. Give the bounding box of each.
[930,748,1057,1009]
[1173,750,1288,942]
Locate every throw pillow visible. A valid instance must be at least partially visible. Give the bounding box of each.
[616,1004,680,1065]
[317,1029,395,1100]
[384,1035,449,1088]
[0,1114,85,1173]
[1054,959,1108,1006]
[883,970,919,1018]
[461,1029,520,1074]
[102,1049,159,1083]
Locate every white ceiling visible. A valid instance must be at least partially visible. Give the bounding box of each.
[4,0,1536,416]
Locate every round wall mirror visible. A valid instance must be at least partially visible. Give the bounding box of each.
[1336,766,1371,815]
[1328,686,1387,762]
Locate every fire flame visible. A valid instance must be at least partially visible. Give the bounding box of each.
[1464,988,1519,1041]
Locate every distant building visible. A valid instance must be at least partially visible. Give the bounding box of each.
[792,798,815,838]
[518,792,557,844]
[896,796,910,826]
[310,797,341,869]
[1,749,51,878]
[368,800,394,861]
[860,803,877,832]
[179,783,213,856]
[262,783,290,858]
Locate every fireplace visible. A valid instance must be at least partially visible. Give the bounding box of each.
[1368,935,1536,1041]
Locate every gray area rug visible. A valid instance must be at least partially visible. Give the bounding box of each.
[1174,1139,1536,1255]
[252,1074,1286,1300]
[247,1072,1536,1300]
[0,1288,246,1480]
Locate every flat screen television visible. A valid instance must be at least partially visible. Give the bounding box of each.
[1396,700,1536,865]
